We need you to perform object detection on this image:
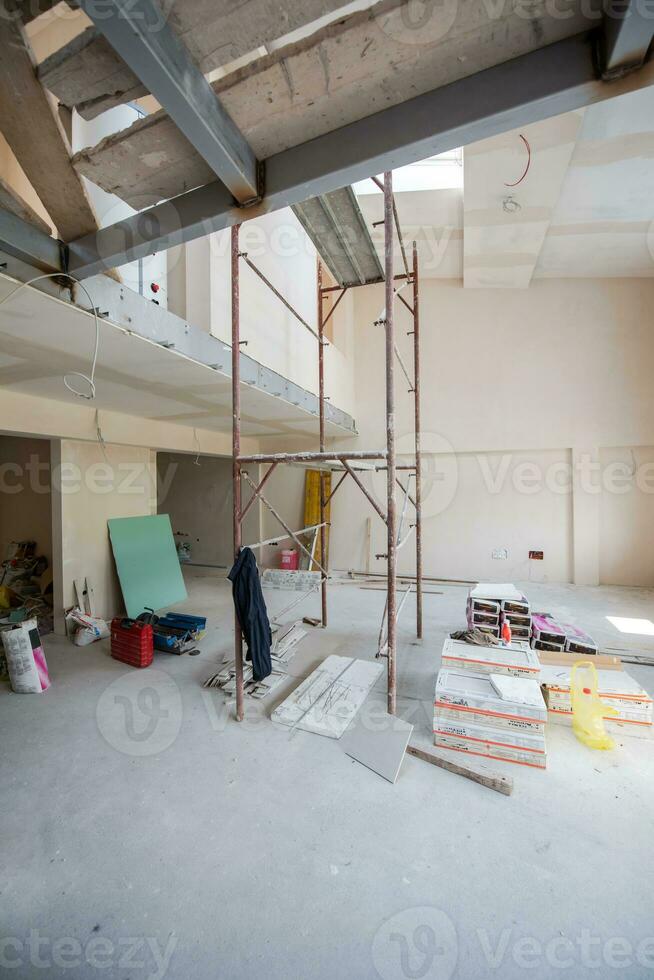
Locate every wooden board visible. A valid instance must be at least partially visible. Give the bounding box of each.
[407,744,513,796]
[0,19,100,241]
[537,650,622,670]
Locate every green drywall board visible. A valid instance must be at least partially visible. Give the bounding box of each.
[108,514,187,618]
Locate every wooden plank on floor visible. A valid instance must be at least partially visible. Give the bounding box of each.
[407,743,514,796]
[71,0,597,207]
[0,18,100,241]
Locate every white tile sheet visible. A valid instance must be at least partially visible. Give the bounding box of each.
[272,655,384,738]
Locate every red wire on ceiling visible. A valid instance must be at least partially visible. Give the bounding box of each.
[505,134,531,187]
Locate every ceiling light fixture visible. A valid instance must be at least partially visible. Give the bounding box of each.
[502,196,521,214]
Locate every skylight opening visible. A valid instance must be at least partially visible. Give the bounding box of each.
[354,150,464,195]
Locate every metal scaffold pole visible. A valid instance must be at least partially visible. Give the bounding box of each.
[384,172,397,715]
[412,242,423,639]
[231,223,244,722]
[317,259,328,628]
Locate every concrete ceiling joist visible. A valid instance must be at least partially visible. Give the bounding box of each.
[71,0,603,210]
[77,0,262,204]
[63,32,654,280]
[0,17,101,242]
[600,0,654,78]
[36,0,354,120]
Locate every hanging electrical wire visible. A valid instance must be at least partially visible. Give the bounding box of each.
[504,133,531,187]
[0,272,100,399]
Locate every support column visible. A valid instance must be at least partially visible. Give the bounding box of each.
[384,172,397,715]
[412,242,423,640]
[231,224,244,722]
[50,439,65,636]
[571,446,600,586]
[317,260,328,628]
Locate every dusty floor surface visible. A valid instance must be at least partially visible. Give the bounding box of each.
[1,570,653,979]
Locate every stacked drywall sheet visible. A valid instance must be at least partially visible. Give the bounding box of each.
[434,668,547,768]
[467,583,531,639]
[540,664,653,738]
[262,569,321,591]
[441,637,540,678]
[272,655,383,738]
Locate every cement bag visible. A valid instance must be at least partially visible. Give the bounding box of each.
[2,619,50,693]
[66,608,109,646]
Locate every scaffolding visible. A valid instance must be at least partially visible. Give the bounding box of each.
[231,172,422,720]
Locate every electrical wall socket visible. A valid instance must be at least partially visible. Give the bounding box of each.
[491,548,508,560]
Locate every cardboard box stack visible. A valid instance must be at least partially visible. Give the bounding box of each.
[531,613,566,652]
[435,608,547,768]
[441,637,540,678]
[466,596,501,638]
[467,583,531,640]
[540,664,653,739]
[531,614,598,656]
[500,596,532,641]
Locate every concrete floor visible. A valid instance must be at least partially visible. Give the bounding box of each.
[2,570,654,979]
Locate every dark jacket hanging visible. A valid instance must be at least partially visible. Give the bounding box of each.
[227,547,272,682]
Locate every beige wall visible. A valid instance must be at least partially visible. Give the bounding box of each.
[51,440,156,630]
[181,208,357,421]
[327,277,654,586]
[599,446,654,586]
[0,435,52,568]
[0,386,258,458]
[157,452,259,568]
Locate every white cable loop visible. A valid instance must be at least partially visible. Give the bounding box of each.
[0,272,99,400]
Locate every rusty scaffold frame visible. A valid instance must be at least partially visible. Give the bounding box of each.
[231,171,422,720]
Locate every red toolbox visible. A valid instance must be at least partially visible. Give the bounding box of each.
[110,618,154,668]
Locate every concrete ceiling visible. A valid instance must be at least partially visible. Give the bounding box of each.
[356,85,654,285]
[64,0,602,207]
[0,275,354,439]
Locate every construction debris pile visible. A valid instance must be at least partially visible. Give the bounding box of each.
[204,621,307,700]
[0,540,53,636]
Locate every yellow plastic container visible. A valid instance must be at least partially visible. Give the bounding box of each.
[570,660,618,750]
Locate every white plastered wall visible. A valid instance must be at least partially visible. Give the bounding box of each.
[0,387,260,631]
[51,440,157,631]
[156,452,260,568]
[181,208,357,422]
[327,277,654,587]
